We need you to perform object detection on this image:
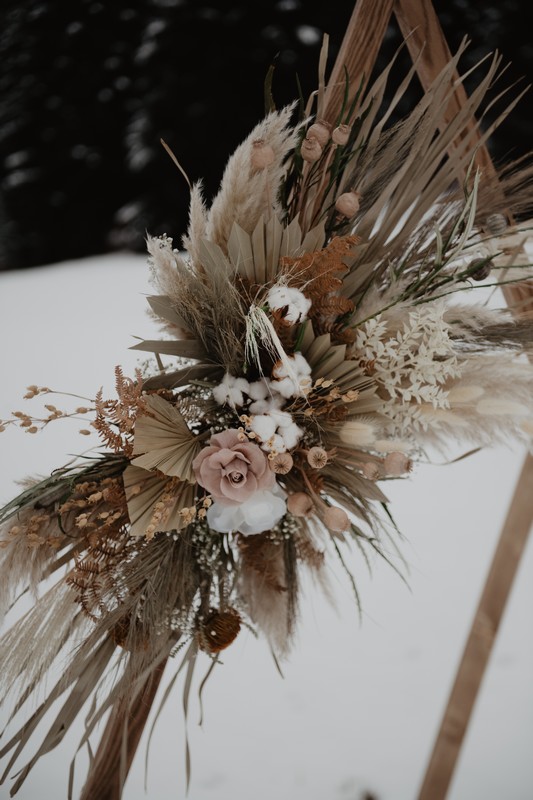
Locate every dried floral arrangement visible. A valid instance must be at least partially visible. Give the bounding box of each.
[1,37,533,798]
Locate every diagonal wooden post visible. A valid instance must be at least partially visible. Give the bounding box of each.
[326,2,533,798]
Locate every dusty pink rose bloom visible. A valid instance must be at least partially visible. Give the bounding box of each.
[192,429,275,506]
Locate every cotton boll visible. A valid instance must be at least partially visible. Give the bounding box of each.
[267,285,312,324]
[247,379,270,401]
[249,395,284,415]
[213,373,250,408]
[249,414,277,442]
[263,434,286,453]
[269,409,293,429]
[279,422,303,450]
[270,376,297,399]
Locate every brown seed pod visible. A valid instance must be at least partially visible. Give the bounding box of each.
[335,191,361,218]
[485,213,507,235]
[362,462,380,481]
[332,123,351,145]
[287,492,314,517]
[199,608,242,654]
[301,136,322,163]
[269,452,294,474]
[307,119,331,146]
[470,258,492,282]
[307,446,328,469]
[324,506,350,532]
[384,452,412,476]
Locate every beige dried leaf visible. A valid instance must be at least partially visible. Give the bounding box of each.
[131,394,201,483]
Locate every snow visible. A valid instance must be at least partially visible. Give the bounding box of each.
[0,253,532,800]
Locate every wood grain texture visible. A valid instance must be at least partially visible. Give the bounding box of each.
[322,0,394,123]
[393,0,497,178]
[326,3,533,799]
[416,451,533,800]
[79,659,167,800]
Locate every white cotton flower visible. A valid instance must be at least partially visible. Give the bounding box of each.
[278,421,303,450]
[268,409,293,429]
[266,285,312,324]
[270,352,312,398]
[213,372,250,408]
[207,485,287,536]
[247,379,270,401]
[249,414,277,442]
[249,394,284,414]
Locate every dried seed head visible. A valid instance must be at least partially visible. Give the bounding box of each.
[251,139,275,172]
[335,191,361,218]
[470,258,492,282]
[287,492,314,517]
[332,123,351,145]
[270,452,294,474]
[384,452,412,476]
[199,609,241,654]
[307,447,328,469]
[301,136,322,163]
[362,462,380,481]
[324,506,350,532]
[307,119,331,146]
[485,213,507,235]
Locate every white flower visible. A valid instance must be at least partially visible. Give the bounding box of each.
[249,394,284,414]
[270,352,312,398]
[249,414,277,442]
[213,372,250,408]
[247,379,270,401]
[207,485,287,535]
[278,421,303,450]
[267,285,312,324]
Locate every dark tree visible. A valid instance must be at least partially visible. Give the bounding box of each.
[0,0,531,271]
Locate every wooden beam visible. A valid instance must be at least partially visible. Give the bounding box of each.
[322,0,395,122]
[393,0,496,178]
[416,451,533,800]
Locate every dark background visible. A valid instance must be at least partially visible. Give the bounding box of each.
[1,0,531,272]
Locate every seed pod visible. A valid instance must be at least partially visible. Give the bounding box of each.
[269,452,294,474]
[332,123,351,145]
[362,462,380,481]
[470,258,492,282]
[251,139,275,172]
[324,506,350,532]
[384,452,412,476]
[307,119,331,146]
[485,213,507,235]
[301,136,322,163]
[307,446,328,469]
[287,492,314,517]
[335,191,360,218]
[199,609,242,654]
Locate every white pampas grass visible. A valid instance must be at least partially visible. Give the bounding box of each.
[205,103,301,254]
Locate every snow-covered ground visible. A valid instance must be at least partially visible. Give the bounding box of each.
[0,254,532,800]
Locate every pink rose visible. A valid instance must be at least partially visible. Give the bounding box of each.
[192,429,275,506]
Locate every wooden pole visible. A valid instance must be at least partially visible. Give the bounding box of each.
[327,2,533,797]
[416,452,533,800]
[322,0,394,122]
